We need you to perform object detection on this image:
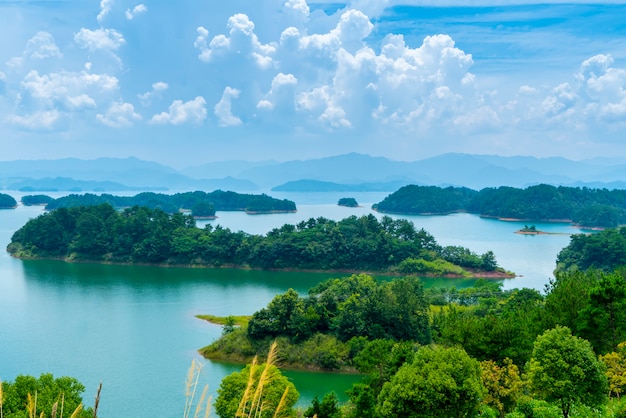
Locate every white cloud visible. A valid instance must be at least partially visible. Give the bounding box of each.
[74,28,125,51]
[25,32,62,59]
[97,0,114,23]
[8,110,63,131]
[257,73,298,110]
[150,96,207,125]
[138,81,169,105]
[97,101,142,127]
[125,4,147,20]
[66,94,97,109]
[215,87,242,127]
[21,70,118,104]
[194,14,276,69]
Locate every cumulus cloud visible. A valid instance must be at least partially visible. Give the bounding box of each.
[194,14,276,69]
[22,70,119,102]
[74,28,125,51]
[97,101,142,127]
[215,87,242,126]
[25,32,62,59]
[256,73,297,110]
[150,96,207,125]
[138,81,168,105]
[97,0,113,23]
[8,110,64,131]
[125,4,147,20]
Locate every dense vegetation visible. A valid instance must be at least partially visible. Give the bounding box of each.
[337,197,358,207]
[374,184,626,228]
[21,194,54,206]
[557,227,626,272]
[0,373,95,418]
[7,205,504,275]
[44,190,296,215]
[0,193,17,208]
[206,267,626,417]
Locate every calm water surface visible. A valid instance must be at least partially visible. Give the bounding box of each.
[0,192,583,416]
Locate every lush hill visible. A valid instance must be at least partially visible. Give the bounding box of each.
[8,207,506,277]
[374,184,626,228]
[44,190,296,214]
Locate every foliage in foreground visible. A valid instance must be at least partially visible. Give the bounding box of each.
[0,373,95,418]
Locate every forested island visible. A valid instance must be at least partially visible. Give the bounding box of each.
[373,184,626,228]
[0,192,17,208]
[7,204,507,276]
[337,197,359,207]
[43,190,296,215]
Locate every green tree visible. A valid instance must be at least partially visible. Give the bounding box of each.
[480,358,523,418]
[0,373,93,418]
[304,392,342,418]
[377,346,484,418]
[215,353,299,418]
[578,272,626,354]
[526,326,608,418]
[600,341,626,399]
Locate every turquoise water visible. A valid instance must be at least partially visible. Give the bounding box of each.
[0,192,582,416]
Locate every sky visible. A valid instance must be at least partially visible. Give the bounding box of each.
[0,0,625,168]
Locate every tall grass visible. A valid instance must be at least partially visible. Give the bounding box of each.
[184,359,212,418]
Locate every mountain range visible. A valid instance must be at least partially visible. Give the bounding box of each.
[2,153,626,193]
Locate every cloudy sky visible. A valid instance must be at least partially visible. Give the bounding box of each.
[0,0,625,168]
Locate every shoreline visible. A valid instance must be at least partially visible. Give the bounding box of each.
[8,253,515,278]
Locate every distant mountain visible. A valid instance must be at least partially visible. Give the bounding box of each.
[7,177,160,192]
[272,179,414,192]
[3,153,626,193]
[182,160,278,179]
[235,153,626,190]
[0,158,259,191]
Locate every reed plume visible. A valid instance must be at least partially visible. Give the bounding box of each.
[92,382,102,418]
[236,356,258,418]
[184,359,205,418]
[248,341,278,418]
[271,387,290,418]
[70,403,83,418]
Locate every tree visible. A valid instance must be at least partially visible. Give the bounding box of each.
[578,272,626,354]
[0,373,93,418]
[480,358,523,418]
[526,326,608,418]
[215,343,299,418]
[304,392,341,418]
[600,341,626,399]
[377,346,484,418]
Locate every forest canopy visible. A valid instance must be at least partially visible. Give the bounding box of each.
[44,190,296,215]
[373,184,626,228]
[7,204,503,275]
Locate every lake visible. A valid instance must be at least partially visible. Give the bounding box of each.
[0,191,582,417]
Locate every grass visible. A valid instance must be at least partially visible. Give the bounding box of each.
[196,314,251,328]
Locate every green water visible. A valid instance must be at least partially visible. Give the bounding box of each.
[0,193,581,416]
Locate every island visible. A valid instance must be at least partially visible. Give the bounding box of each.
[21,194,54,206]
[337,197,358,207]
[44,190,296,215]
[0,193,18,209]
[373,184,626,228]
[7,205,511,278]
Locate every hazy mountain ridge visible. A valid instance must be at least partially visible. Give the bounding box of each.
[3,153,626,192]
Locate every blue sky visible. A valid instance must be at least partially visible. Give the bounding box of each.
[1,0,625,168]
